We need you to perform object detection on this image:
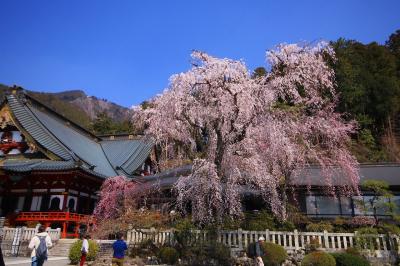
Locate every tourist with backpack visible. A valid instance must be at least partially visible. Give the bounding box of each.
[28,225,52,266]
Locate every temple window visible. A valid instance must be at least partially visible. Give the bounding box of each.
[49,196,63,211]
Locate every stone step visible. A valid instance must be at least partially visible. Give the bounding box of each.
[49,239,78,257]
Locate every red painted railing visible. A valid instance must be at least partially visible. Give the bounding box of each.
[14,211,94,238]
[15,211,90,223]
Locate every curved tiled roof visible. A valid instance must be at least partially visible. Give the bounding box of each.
[3,93,153,178]
[7,95,73,160]
[1,159,107,178]
[101,138,154,175]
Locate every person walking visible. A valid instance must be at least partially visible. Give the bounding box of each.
[254,236,265,266]
[112,232,128,266]
[28,225,52,266]
[80,234,90,266]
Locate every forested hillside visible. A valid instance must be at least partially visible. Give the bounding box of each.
[331,30,400,162]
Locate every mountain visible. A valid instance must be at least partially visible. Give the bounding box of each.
[0,85,132,132]
[30,89,132,122]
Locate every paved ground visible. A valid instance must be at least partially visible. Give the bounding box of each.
[4,256,70,266]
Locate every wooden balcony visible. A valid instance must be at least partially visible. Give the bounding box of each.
[14,211,93,238]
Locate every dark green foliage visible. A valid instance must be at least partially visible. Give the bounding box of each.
[332,39,400,129]
[378,223,400,234]
[345,247,361,256]
[261,242,288,266]
[242,210,296,231]
[331,35,400,162]
[221,216,242,230]
[159,246,179,265]
[252,67,267,78]
[68,240,99,265]
[179,241,232,266]
[243,211,276,231]
[302,251,336,266]
[355,227,379,251]
[90,111,133,135]
[306,221,334,232]
[331,252,370,266]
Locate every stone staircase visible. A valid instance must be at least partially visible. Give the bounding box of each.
[49,238,77,257]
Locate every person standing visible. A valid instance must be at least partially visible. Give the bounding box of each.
[254,236,265,266]
[80,234,90,266]
[28,225,52,266]
[112,233,128,266]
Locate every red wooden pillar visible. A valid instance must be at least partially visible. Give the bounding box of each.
[74,222,79,238]
[62,222,67,238]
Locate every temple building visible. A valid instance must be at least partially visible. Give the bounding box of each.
[0,89,154,238]
[143,164,400,219]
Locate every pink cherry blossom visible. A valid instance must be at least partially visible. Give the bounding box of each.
[133,43,360,224]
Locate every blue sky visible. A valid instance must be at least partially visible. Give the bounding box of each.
[0,1,399,107]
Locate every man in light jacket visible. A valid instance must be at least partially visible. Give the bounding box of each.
[80,234,89,266]
[28,225,52,266]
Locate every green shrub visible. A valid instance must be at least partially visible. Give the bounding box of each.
[355,227,378,251]
[221,216,242,230]
[331,253,370,266]
[181,242,232,266]
[278,220,296,231]
[261,242,287,266]
[244,211,276,231]
[159,246,179,265]
[302,251,336,266]
[378,223,400,234]
[345,247,361,256]
[306,221,334,232]
[68,240,99,265]
[209,242,232,266]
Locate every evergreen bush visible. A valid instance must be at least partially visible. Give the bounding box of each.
[159,246,179,265]
[243,211,276,231]
[68,240,99,265]
[301,251,336,266]
[345,247,361,256]
[331,252,370,266]
[261,242,288,266]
